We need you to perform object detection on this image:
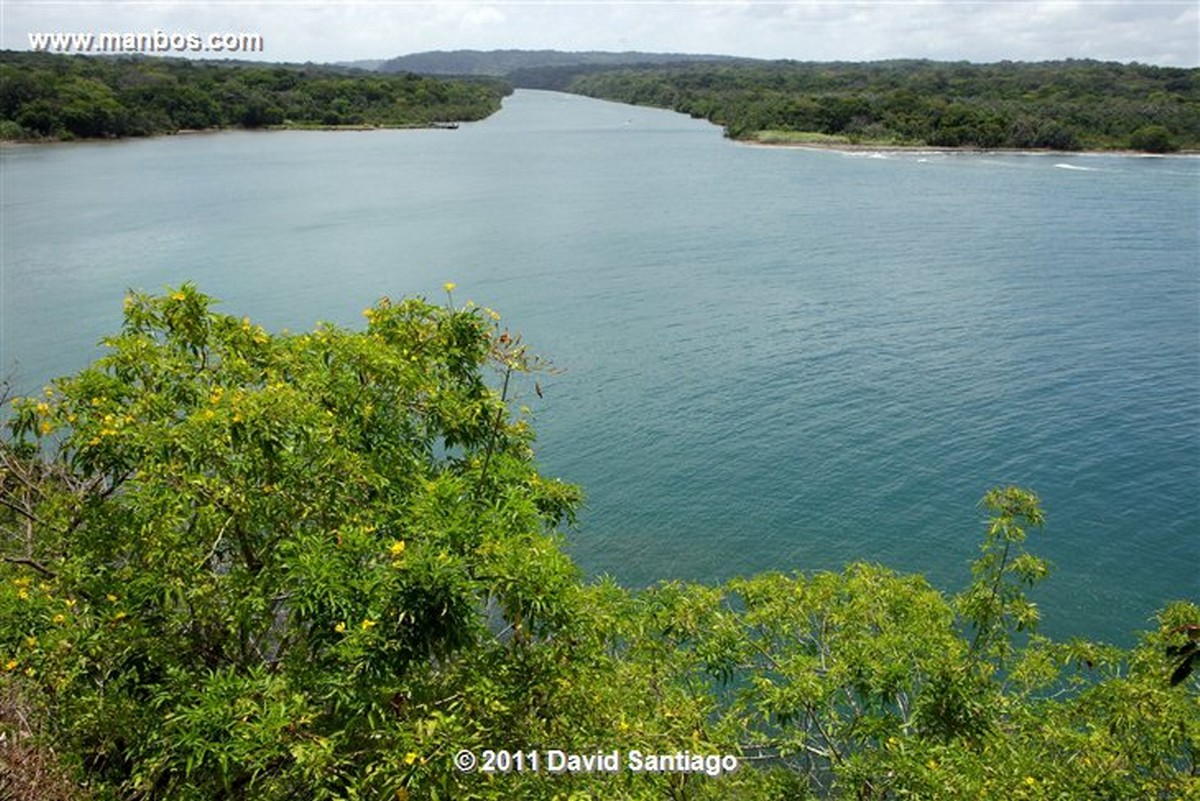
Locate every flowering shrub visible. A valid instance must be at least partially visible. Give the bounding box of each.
[1,287,1195,799]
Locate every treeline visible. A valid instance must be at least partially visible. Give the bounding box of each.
[0,51,511,141]
[558,59,1200,151]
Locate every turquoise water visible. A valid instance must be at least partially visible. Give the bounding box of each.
[2,90,1197,645]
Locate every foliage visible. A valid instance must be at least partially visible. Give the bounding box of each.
[2,288,1197,799]
[0,51,510,140]
[1129,124,1179,153]
[553,59,1200,151]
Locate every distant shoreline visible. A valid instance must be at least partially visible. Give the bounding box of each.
[735,138,1200,158]
[0,121,468,147]
[4,120,1195,157]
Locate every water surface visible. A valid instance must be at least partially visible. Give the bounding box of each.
[3,90,1197,644]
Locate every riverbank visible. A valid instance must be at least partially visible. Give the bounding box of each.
[0,50,507,144]
[0,119,473,146]
[736,131,1198,157]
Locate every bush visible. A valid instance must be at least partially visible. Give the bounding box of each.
[0,119,25,140]
[2,287,1196,799]
[1130,124,1178,153]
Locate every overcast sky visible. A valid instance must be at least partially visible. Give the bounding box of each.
[5,1,1197,67]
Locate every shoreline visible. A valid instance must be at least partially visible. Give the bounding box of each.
[734,137,1199,158]
[5,123,1196,158]
[0,120,473,148]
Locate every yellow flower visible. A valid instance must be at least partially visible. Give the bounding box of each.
[52,614,66,624]
[39,421,54,436]
[360,618,377,631]
[17,589,28,600]
[170,291,186,302]
[443,282,456,293]
[106,594,118,603]
[1025,776,1036,786]
[3,660,17,671]
[36,402,50,415]
[405,752,418,765]
[389,540,406,558]
[334,621,346,633]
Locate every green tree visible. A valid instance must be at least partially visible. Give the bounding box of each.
[1129,123,1178,153]
[2,289,1196,800]
[0,286,586,798]
[0,52,511,140]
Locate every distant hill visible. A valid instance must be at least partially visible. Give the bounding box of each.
[334,59,386,72]
[377,49,751,77]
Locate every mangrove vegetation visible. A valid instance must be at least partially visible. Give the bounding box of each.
[0,51,511,141]
[550,59,1200,151]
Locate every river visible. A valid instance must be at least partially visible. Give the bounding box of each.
[3,89,1197,644]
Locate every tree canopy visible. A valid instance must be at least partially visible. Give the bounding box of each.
[0,52,511,140]
[553,60,1200,151]
[1,287,1197,799]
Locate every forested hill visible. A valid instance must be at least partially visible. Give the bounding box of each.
[0,51,511,141]
[558,59,1200,152]
[377,48,749,76]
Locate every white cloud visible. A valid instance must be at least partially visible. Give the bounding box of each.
[459,5,506,29]
[3,0,1196,66]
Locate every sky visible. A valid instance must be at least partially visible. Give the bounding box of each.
[4,1,1198,68]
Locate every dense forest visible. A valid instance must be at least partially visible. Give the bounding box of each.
[548,60,1200,151]
[2,287,1196,799]
[7,51,1196,151]
[0,51,511,140]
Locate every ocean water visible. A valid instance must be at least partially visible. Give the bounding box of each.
[2,90,1197,645]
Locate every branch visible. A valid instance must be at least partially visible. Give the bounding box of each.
[196,514,234,569]
[0,495,50,527]
[806,704,843,765]
[2,556,56,578]
[477,365,512,494]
